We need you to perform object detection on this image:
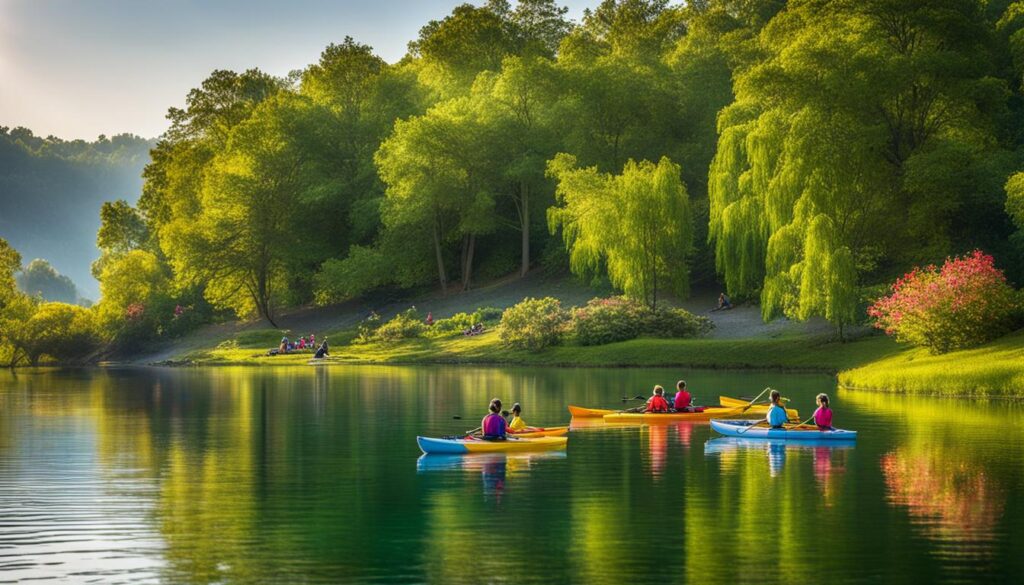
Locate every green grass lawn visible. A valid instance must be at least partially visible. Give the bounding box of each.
[838,329,1024,397]
[179,327,901,372]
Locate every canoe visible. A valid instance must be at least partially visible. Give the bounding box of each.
[468,426,568,438]
[719,396,790,407]
[568,405,616,418]
[710,419,857,441]
[569,402,785,419]
[603,405,799,423]
[508,426,569,438]
[416,435,568,455]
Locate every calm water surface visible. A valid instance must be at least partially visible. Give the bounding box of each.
[1,366,1022,584]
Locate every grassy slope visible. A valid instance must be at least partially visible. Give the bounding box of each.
[182,327,900,372]
[838,329,1024,397]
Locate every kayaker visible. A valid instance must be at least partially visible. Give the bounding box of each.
[508,403,530,432]
[645,385,670,413]
[482,398,508,440]
[673,380,693,412]
[766,389,788,428]
[813,393,834,430]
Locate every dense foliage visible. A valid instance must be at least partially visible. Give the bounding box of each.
[868,251,1020,353]
[6,0,1024,361]
[499,296,568,350]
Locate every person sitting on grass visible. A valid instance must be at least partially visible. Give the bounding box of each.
[766,389,789,428]
[813,393,834,430]
[279,337,289,354]
[425,312,434,326]
[645,385,671,413]
[673,380,693,412]
[314,337,329,359]
[712,292,733,312]
[482,398,508,440]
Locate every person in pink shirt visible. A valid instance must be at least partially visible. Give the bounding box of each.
[813,393,834,430]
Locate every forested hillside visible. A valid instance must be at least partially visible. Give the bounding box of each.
[0,128,153,298]
[4,0,1024,362]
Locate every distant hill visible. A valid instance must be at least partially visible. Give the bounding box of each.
[0,127,153,299]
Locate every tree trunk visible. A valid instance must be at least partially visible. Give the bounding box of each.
[462,233,476,291]
[520,182,530,278]
[255,269,278,327]
[433,220,448,295]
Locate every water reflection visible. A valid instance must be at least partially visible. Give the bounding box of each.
[881,448,1004,563]
[704,437,854,478]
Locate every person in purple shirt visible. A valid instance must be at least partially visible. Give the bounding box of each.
[481,398,508,440]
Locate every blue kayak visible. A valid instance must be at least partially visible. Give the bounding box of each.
[710,419,857,441]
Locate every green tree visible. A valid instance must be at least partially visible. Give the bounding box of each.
[162,92,342,323]
[374,98,499,293]
[708,0,1009,334]
[6,302,98,366]
[547,154,694,308]
[16,259,78,304]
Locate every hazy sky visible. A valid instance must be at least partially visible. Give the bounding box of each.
[0,0,598,140]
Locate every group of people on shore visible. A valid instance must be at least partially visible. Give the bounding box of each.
[270,334,330,358]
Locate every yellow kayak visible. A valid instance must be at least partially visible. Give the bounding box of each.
[471,426,568,438]
[417,435,568,454]
[719,396,789,407]
[603,405,800,423]
[569,402,789,419]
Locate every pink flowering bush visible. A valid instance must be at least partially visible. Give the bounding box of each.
[868,251,1020,353]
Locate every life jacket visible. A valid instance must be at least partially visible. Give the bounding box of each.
[673,390,692,410]
[646,395,670,413]
[482,413,507,437]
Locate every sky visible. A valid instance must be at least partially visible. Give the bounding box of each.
[0,0,599,140]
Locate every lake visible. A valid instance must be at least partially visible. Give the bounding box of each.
[1,366,1022,584]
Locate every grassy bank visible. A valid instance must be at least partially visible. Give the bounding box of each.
[838,330,1024,397]
[175,328,900,372]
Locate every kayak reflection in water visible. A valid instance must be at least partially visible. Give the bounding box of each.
[482,398,508,440]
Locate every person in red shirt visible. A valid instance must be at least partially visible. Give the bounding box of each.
[645,385,670,413]
[673,380,692,412]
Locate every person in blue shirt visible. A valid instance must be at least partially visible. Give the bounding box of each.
[766,389,789,428]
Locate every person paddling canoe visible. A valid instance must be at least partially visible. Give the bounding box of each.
[673,380,693,412]
[813,393,834,430]
[645,386,671,413]
[482,398,508,440]
[766,389,788,428]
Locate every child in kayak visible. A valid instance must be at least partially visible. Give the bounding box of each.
[508,403,532,432]
[766,389,789,428]
[645,386,671,413]
[482,398,508,440]
[673,380,693,412]
[813,393,834,430]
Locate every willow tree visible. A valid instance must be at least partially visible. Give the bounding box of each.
[708,0,1005,335]
[547,153,693,308]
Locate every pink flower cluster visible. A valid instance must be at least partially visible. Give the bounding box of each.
[867,251,1016,353]
[126,302,145,320]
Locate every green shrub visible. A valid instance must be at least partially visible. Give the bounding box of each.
[472,306,503,322]
[569,297,712,345]
[569,297,643,345]
[499,297,567,350]
[428,312,476,337]
[370,308,424,343]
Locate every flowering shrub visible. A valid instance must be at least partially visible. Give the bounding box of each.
[868,251,1019,353]
[569,297,713,345]
[428,312,476,336]
[499,297,567,350]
